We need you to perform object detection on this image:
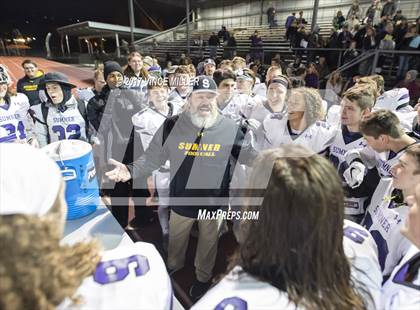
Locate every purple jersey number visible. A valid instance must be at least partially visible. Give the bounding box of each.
[215,297,248,310]
[343,225,369,244]
[93,254,150,285]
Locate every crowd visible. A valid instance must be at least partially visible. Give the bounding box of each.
[0,16,420,307]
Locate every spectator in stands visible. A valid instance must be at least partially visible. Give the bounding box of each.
[316,56,330,88]
[365,0,382,25]
[293,25,308,58]
[208,32,219,59]
[307,24,321,63]
[286,57,306,78]
[326,28,340,69]
[325,71,344,104]
[396,24,419,81]
[347,1,362,24]
[342,40,360,78]
[338,24,353,49]
[397,70,420,106]
[203,58,216,77]
[381,0,396,18]
[17,59,44,106]
[217,26,230,44]
[376,22,395,71]
[333,11,346,30]
[296,11,307,25]
[285,12,296,40]
[288,19,298,48]
[224,33,237,59]
[353,24,366,49]
[393,10,406,24]
[267,4,277,28]
[249,31,263,62]
[359,26,377,75]
[394,19,409,49]
[304,63,319,89]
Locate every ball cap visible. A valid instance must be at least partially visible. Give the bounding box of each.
[0,143,63,217]
[191,75,217,94]
[203,58,216,66]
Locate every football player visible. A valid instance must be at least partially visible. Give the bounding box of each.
[0,65,36,145]
[192,145,380,309]
[31,72,89,147]
[0,143,172,309]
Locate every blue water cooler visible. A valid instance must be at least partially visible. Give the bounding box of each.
[43,140,99,220]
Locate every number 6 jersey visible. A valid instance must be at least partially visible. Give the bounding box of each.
[58,242,172,309]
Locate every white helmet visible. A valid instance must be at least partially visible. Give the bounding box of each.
[0,64,11,84]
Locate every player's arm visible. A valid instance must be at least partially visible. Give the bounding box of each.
[31,109,49,147]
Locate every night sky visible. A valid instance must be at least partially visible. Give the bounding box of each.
[0,0,186,51]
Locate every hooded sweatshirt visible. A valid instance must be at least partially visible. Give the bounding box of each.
[128,112,257,218]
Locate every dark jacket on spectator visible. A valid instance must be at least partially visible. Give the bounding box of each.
[354,27,366,49]
[381,1,396,17]
[363,35,377,51]
[87,85,111,131]
[338,30,353,49]
[304,73,319,88]
[208,34,219,46]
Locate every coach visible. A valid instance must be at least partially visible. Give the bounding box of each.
[106,76,257,300]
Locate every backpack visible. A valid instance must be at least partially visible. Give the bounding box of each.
[30,99,89,144]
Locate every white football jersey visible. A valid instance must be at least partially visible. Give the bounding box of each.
[193,221,381,310]
[0,93,33,143]
[31,97,88,147]
[191,266,304,310]
[58,242,172,310]
[381,245,420,310]
[343,220,382,309]
[362,178,411,276]
[375,88,412,113]
[262,117,337,154]
[132,103,179,151]
[246,100,283,123]
[76,87,96,105]
[218,94,246,121]
[168,89,189,112]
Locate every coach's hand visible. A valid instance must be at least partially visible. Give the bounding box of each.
[343,161,366,189]
[106,159,132,182]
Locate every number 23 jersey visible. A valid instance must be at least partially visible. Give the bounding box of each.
[58,242,172,310]
[31,96,87,147]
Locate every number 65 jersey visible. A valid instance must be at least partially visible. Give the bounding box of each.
[58,242,172,310]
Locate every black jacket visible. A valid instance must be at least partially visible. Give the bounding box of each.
[127,112,258,218]
[87,85,111,131]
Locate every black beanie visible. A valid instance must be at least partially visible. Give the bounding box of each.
[104,61,123,81]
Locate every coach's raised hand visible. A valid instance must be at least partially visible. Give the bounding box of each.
[106,159,132,182]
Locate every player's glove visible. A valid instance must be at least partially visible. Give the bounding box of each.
[245,118,261,132]
[343,161,367,189]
